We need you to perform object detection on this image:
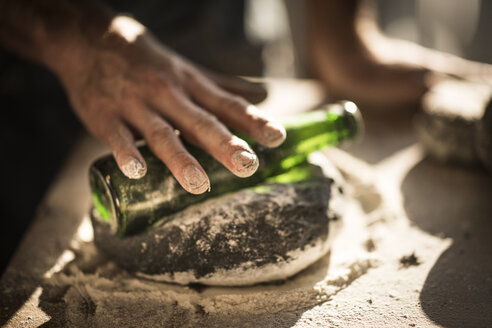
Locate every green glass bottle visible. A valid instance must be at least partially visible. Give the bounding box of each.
[90,101,363,237]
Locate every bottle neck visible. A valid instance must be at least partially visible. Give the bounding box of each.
[250,102,361,176]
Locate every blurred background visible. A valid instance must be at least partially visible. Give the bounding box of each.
[377,0,491,64]
[248,0,492,77]
[1,0,491,273]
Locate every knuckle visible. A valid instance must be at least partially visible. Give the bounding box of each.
[252,115,270,130]
[121,101,143,119]
[147,122,175,142]
[93,115,118,140]
[243,106,270,130]
[217,134,242,152]
[105,124,131,148]
[218,137,235,152]
[216,95,247,113]
[192,111,220,132]
[168,150,192,167]
[146,74,176,99]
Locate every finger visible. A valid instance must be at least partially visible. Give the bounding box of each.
[121,101,210,194]
[151,90,259,178]
[202,69,268,104]
[102,117,147,179]
[186,73,286,148]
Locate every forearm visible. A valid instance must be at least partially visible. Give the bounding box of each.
[0,0,114,72]
[307,0,364,57]
[0,0,286,193]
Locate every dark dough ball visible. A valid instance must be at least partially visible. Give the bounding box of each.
[92,163,345,286]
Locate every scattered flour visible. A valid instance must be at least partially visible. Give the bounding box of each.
[41,196,377,327]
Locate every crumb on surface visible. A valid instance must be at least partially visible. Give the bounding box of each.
[364,238,376,252]
[399,252,421,268]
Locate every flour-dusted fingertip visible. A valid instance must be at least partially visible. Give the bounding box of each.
[121,157,147,179]
[263,121,286,148]
[232,150,259,177]
[183,165,210,194]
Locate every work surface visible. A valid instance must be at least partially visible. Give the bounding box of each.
[1,79,491,327]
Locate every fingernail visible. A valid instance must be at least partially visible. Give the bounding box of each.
[232,150,259,177]
[121,157,147,179]
[183,165,210,194]
[263,122,286,148]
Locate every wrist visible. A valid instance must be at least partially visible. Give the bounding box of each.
[38,2,115,78]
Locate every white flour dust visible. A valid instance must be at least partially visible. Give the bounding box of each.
[42,194,377,328]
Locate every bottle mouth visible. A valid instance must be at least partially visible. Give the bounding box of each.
[340,100,365,142]
[89,165,120,235]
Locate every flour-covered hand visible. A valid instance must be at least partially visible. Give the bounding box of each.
[46,16,285,194]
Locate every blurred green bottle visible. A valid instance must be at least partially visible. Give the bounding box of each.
[90,101,363,237]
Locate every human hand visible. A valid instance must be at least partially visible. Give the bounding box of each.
[48,16,286,194]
